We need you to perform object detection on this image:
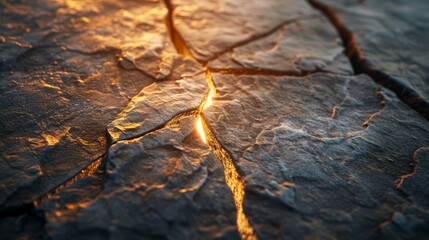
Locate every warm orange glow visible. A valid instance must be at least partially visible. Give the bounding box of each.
[196,70,216,143]
[203,87,215,110]
[196,116,207,143]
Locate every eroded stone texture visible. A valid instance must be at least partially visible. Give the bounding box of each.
[172,0,318,62]
[319,0,429,102]
[0,0,171,79]
[0,0,173,210]
[40,116,240,239]
[203,73,429,239]
[2,0,429,239]
[208,16,352,75]
[107,56,207,142]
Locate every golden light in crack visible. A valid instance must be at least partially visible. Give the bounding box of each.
[196,71,216,143]
[199,117,257,240]
[195,70,256,239]
[162,0,256,236]
[196,117,207,143]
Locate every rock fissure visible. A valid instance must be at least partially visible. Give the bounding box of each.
[0,154,104,217]
[163,1,258,239]
[308,0,429,121]
[200,115,257,240]
[203,14,321,64]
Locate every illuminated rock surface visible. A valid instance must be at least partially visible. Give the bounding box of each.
[1,0,429,239]
[203,73,429,239]
[40,116,240,239]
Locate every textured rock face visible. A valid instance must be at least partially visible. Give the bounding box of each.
[1,0,429,239]
[319,0,429,103]
[208,17,352,75]
[0,0,169,209]
[172,0,317,61]
[41,116,240,239]
[203,73,429,239]
[107,56,207,142]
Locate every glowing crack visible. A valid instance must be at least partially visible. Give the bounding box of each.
[163,0,257,238]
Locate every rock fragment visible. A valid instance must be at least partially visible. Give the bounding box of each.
[40,116,240,240]
[203,73,429,239]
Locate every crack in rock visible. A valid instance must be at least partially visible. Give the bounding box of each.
[307,0,429,121]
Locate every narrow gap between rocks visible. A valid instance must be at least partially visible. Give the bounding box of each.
[307,0,429,121]
[204,14,320,63]
[163,1,257,239]
[307,0,426,189]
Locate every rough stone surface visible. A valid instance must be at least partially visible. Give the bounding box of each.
[0,0,170,209]
[107,56,207,142]
[203,73,429,239]
[41,116,240,240]
[208,16,352,75]
[172,0,318,62]
[1,0,429,239]
[320,0,429,102]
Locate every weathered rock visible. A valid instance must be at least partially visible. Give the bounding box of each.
[40,116,240,239]
[208,16,352,75]
[0,0,173,210]
[0,0,170,79]
[319,0,429,103]
[0,47,152,209]
[172,0,318,62]
[107,56,207,142]
[2,0,429,239]
[203,73,429,239]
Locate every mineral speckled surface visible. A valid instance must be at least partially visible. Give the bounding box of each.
[1,0,429,239]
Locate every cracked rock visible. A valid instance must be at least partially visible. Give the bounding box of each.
[2,0,429,239]
[172,0,318,62]
[208,16,352,75]
[319,0,429,103]
[0,0,174,211]
[203,73,429,239]
[0,47,152,210]
[40,116,240,240]
[107,52,207,143]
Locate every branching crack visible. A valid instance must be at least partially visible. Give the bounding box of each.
[308,0,429,121]
[163,1,257,238]
[204,14,320,64]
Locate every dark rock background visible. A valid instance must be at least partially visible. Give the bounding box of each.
[1,0,428,239]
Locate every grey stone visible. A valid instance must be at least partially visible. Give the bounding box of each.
[203,73,429,239]
[41,116,240,240]
[2,0,429,239]
[0,0,173,209]
[208,16,352,75]
[107,55,207,142]
[172,0,318,62]
[320,0,429,102]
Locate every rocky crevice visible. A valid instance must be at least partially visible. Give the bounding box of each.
[202,14,320,64]
[307,0,429,121]
[200,115,257,240]
[163,0,258,239]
